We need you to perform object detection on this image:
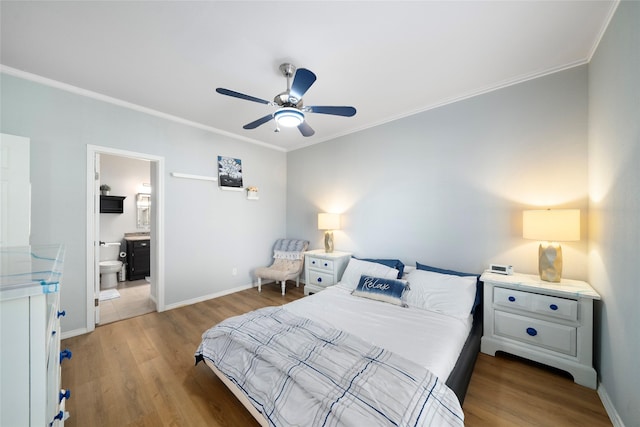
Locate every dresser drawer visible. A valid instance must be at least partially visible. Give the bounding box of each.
[494,311,577,356]
[531,294,578,321]
[307,270,335,288]
[307,256,334,272]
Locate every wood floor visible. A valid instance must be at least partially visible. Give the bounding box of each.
[62,281,611,427]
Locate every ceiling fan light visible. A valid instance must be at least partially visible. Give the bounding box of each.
[274,108,304,127]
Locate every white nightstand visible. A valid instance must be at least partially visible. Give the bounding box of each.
[480,271,601,389]
[304,249,351,295]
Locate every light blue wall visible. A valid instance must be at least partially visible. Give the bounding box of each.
[0,74,288,334]
[588,1,640,425]
[287,66,589,279]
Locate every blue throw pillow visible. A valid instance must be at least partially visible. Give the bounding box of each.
[416,262,482,314]
[355,257,405,279]
[352,275,409,306]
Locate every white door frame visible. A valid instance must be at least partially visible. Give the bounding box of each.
[85,144,165,332]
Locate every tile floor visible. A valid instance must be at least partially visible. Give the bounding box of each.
[98,279,155,325]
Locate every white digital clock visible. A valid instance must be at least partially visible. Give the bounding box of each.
[489,264,513,275]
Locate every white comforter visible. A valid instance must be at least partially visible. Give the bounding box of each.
[285,285,472,380]
[196,295,466,426]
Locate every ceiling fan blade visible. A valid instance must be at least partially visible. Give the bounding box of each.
[298,120,315,137]
[290,68,317,101]
[243,114,273,130]
[307,106,357,117]
[216,88,271,105]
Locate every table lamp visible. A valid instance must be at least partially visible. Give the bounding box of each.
[318,213,340,253]
[523,209,580,282]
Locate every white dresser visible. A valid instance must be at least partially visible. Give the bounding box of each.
[480,271,601,388]
[0,245,70,426]
[304,249,351,295]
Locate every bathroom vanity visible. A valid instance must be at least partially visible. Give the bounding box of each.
[124,235,150,281]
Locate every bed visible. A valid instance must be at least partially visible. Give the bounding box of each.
[195,257,483,426]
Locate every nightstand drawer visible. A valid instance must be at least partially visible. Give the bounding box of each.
[307,256,334,272]
[494,311,577,356]
[494,287,532,310]
[307,270,335,287]
[531,294,578,321]
[494,287,578,321]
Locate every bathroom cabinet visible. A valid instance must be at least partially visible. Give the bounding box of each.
[100,195,126,213]
[126,238,150,280]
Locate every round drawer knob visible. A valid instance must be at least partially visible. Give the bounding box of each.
[508,296,516,302]
[317,277,322,283]
[549,304,558,310]
[526,327,538,336]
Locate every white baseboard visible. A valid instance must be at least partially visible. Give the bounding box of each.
[163,283,255,311]
[598,381,626,427]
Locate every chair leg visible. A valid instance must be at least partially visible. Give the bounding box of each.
[281,280,286,296]
[258,277,262,292]
[296,275,300,288]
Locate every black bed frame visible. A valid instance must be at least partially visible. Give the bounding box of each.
[445,282,483,404]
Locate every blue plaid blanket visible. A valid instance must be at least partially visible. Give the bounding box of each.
[195,307,464,426]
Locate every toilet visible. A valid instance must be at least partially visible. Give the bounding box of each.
[99,242,123,289]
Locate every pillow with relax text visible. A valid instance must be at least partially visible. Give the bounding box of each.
[340,258,400,291]
[352,275,409,306]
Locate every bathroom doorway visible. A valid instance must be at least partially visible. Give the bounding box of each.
[86,145,165,332]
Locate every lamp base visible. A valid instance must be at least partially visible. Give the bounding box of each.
[538,242,563,282]
[324,231,334,253]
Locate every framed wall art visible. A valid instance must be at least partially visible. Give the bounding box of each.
[217,156,244,191]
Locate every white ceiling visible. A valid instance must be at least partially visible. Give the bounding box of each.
[0,1,618,152]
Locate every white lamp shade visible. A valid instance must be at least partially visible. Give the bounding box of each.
[318,213,341,230]
[523,209,580,242]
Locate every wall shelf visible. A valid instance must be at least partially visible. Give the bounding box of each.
[170,172,217,182]
[100,195,126,214]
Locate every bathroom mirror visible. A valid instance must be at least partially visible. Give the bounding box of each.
[136,193,151,229]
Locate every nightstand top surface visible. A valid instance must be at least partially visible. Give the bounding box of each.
[305,249,352,259]
[480,271,601,300]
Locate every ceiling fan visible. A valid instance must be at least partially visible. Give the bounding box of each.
[216,63,356,137]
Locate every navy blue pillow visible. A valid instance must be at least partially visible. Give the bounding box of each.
[355,257,405,279]
[415,262,482,314]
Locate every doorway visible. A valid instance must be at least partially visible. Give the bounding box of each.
[98,154,151,324]
[86,145,165,332]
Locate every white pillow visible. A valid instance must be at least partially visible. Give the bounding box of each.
[404,269,476,318]
[401,265,416,279]
[340,258,400,291]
